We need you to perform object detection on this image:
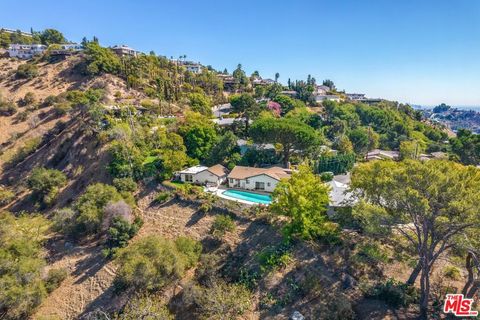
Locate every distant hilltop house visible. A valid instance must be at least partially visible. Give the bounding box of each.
[8,44,47,59]
[252,77,276,86]
[177,164,228,186]
[50,43,84,56]
[227,166,291,192]
[184,63,202,74]
[315,85,331,95]
[315,95,342,103]
[280,90,297,98]
[366,149,400,161]
[110,45,139,57]
[346,93,366,101]
[217,73,236,91]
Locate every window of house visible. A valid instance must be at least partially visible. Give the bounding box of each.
[185,174,193,182]
[246,179,250,184]
[267,182,271,187]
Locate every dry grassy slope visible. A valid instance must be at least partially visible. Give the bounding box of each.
[0,55,148,211]
[0,55,145,146]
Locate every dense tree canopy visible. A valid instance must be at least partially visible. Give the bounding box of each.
[450,129,480,165]
[250,117,322,166]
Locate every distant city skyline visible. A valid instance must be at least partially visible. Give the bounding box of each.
[1,0,479,106]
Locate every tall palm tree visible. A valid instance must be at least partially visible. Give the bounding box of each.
[275,72,280,82]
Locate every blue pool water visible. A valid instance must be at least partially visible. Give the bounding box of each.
[222,189,272,204]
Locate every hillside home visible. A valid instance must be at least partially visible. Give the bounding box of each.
[184,64,202,74]
[346,93,366,101]
[111,45,138,57]
[178,164,228,186]
[50,43,84,56]
[366,149,400,161]
[326,173,356,215]
[315,95,342,103]
[315,85,330,95]
[227,166,291,193]
[8,44,47,59]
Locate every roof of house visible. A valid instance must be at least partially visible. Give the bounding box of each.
[178,165,209,174]
[328,174,356,207]
[228,166,290,181]
[207,164,228,177]
[366,149,400,159]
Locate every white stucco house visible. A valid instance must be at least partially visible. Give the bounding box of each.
[184,64,202,74]
[315,95,342,103]
[8,44,47,59]
[178,164,228,186]
[227,166,291,193]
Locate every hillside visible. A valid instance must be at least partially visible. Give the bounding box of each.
[0,45,478,320]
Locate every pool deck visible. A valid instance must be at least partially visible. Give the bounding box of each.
[207,186,271,206]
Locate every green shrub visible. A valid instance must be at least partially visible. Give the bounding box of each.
[113,177,138,193]
[0,186,14,206]
[443,266,461,280]
[27,167,67,206]
[15,111,29,122]
[74,183,123,235]
[42,95,58,107]
[114,236,202,291]
[257,243,293,273]
[45,268,68,293]
[0,98,17,116]
[210,215,235,239]
[8,137,41,165]
[103,216,143,258]
[154,191,171,204]
[16,63,39,79]
[52,208,76,234]
[114,294,173,320]
[320,171,334,182]
[21,92,36,106]
[182,280,252,319]
[0,212,50,319]
[354,242,389,264]
[365,278,418,307]
[53,102,72,116]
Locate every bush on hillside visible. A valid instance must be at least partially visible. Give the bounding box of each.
[365,278,418,307]
[73,183,123,235]
[0,185,15,206]
[210,214,235,239]
[15,63,39,79]
[114,294,173,320]
[182,279,252,319]
[0,96,18,116]
[21,92,36,106]
[0,212,51,319]
[8,137,41,165]
[27,167,67,206]
[113,177,138,193]
[103,216,143,258]
[114,236,202,291]
[45,268,68,293]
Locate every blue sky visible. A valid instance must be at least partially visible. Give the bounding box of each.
[1,0,479,106]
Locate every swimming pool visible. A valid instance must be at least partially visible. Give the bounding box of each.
[222,189,272,204]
